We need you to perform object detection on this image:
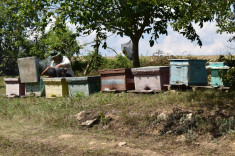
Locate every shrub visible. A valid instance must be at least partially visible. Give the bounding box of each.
[101,54,132,69]
[218,54,235,90]
[222,67,235,90]
[81,53,132,75]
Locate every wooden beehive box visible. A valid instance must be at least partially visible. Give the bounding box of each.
[4,78,25,97]
[43,78,68,98]
[17,57,39,83]
[25,79,45,96]
[206,62,230,87]
[66,76,100,97]
[170,59,208,86]
[131,66,170,92]
[99,68,135,91]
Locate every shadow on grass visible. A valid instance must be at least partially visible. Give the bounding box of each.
[186,90,235,110]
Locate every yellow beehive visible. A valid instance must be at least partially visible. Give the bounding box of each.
[43,78,68,98]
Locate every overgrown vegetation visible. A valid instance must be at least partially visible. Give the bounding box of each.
[0,77,234,138]
[71,50,203,76]
[0,77,235,155]
[217,54,235,90]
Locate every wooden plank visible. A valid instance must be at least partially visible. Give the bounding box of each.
[127,90,162,94]
[191,85,230,91]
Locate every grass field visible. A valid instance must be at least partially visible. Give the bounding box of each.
[0,77,235,155]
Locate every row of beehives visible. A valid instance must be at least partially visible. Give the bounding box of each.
[4,59,230,98]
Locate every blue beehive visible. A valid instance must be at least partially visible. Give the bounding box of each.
[206,62,230,87]
[66,76,100,97]
[25,78,45,96]
[170,59,208,86]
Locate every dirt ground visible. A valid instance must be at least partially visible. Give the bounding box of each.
[0,119,234,156]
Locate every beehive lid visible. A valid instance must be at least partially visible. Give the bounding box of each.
[4,78,21,82]
[170,59,206,61]
[99,68,131,75]
[132,66,169,71]
[209,62,226,67]
[43,77,66,82]
[170,59,207,65]
[66,76,100,83]
[18,57,39,83]
[207,62,230,69]
[131,66,169,75]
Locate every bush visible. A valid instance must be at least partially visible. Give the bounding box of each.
[100,54,132,69]
[218,54,235,90]
[222,67,235,90]
[80,53,132,75]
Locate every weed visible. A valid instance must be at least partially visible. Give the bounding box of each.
[186,129,198,142]
[74,91,85,100]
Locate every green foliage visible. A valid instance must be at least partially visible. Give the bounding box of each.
[216,117,235,136]
[186,129,198,142]
[100,55,132,69]
[82,53,132,75]
[222,67,235,90]
[37,0,233,67]
[217,54,235,90]
[0,1,80,75]
[41,26,80,58]
[0,1,35,75]
[28,26,81,60]
[74,91,85,101]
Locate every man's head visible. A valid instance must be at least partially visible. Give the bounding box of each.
[50,50,61,63]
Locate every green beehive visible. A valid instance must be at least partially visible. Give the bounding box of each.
[25,79,45,96]
[207,62,230,87]
[66,76,100,97]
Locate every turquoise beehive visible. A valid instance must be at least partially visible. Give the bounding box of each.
[66,76,100,97]
[25,78,45,96]
[206,62,230,87]
[170,59,208,86]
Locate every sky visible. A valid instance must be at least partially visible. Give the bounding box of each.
[52,20,235,57]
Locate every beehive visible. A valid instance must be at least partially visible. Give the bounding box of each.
[99,68,135,91]
[206,62,230,87]
[25,79,45,96]
[131,66,170,92]
[43,78,68,98]
[4,78,25,97]
[66,76,100,97]
[170,59,208,86]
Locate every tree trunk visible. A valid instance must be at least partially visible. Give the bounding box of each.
[84,34,100,75]
[131,37,140,67]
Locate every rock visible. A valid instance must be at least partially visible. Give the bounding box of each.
[75,110,99,124]
[176,135,186,142]
[81,119,98,127]
[151,129,161,135]
[158,111,168,121]
[166,130,173,134]
[89,142,96,145]
[102,125,110,129]
[186,113,193,120]
[105,113,119,120]
[118,142,127,147]
[74,111,88,121]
